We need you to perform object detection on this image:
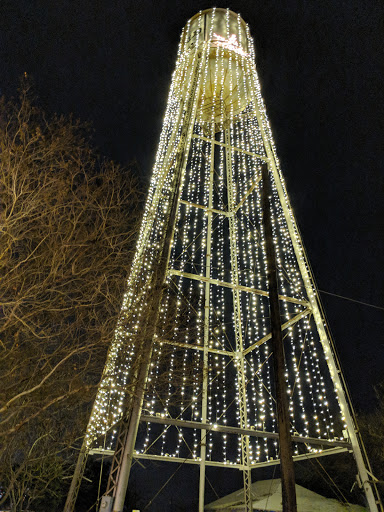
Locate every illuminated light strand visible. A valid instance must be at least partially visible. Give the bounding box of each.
[84,10,345,467]
[237,47,268,461]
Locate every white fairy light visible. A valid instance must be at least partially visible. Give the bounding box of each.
[83,9,344,471]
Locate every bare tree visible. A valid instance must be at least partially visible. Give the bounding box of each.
[0,82,140,510]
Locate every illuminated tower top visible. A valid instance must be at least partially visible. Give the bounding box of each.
[180,9,251,126]
[65,8,382,512]
[182,8,249,53]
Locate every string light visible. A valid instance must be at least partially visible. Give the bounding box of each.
[84,8,344,468]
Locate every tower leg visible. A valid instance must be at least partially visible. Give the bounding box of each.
[199,125,215,512]
[262,162,297,512]
[111,354,150,512]
[63,443,89,512]
[198,430,207,512]
[225,128,253,512]
[98,52,204,512]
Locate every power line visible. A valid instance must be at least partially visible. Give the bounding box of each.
[319,290,384,311]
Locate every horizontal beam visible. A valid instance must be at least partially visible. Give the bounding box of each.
[135,452,241,468]
[244,308,312,355]
[88,448,241,468]
[192,134,269,162]
[155,309,310,358]
[90,448,115,456]
[169,269,309,307]
[89,447,350,470]
[180,199,229,217]
[140,415,351,449]
[250,446,350,469]
[155,337,234,357]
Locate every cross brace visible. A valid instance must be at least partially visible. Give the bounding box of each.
[139,414,351,449]
[234,174,262,214]
[192,133,269,162]
[169,269,310,307]
[243,308,312,355]
[155,336,233,356]
[179,199,229,217]
[156,308,311,357]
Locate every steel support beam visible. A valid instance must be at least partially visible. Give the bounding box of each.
[198,123,215,512]
[179,198,229,217]
[262,161,297,512]
[89,447,351,470]
[234,174,262,214]
[157,308,311,359]
[63,444,89,512]
[102,52,204,512]
[225,128,253,512]
[250,446,350,469]
[192,133,268,162]
[244,308,312,355]
[155,336,234,357]
[139,414,351,449]
[169,269,309,306]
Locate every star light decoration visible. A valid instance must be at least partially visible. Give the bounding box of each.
[83,8,345,466]
[211,33,249,58]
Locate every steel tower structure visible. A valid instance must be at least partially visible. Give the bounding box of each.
[65,9,382,512]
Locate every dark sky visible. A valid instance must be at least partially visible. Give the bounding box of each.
[1,1,384,504]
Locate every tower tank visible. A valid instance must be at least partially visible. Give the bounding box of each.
[180,8,251,127]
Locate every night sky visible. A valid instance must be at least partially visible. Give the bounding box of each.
[2,0,384,508]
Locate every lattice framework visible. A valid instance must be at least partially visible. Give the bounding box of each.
[65,8,381,512]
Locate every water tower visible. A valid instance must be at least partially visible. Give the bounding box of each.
[64,9,381,512]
